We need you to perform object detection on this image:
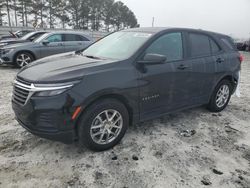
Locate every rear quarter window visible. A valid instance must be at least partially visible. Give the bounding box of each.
[209,39,221,54]
[220,37,237,51]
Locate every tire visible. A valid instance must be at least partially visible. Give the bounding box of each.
[15,52,34,68]
[207,79,232,112]
[78,98,129,151]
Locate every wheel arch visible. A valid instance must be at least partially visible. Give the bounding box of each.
[13,50,37,62]
[209,74,238,101]
[75,93,135,131]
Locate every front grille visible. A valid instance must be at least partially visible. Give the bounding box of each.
[0,49,3,56]
[12,79,32,105]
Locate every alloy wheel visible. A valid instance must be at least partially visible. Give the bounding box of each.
[16,53,32,67]
[90,109,123,145]
[215,84,230,108]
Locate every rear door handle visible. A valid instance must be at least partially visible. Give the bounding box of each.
[177,64,189,70]
[216,58,225,63]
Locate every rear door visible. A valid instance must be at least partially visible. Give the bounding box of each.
[39,34,65,58]
[63,34,91,52]
[184,32,218,103]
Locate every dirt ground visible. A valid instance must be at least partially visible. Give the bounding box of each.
[0,52,250,188]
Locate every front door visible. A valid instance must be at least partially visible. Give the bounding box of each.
[39,34,65,58]
[138,32,192,120]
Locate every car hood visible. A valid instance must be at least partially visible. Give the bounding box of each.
[0,38,18,43]
[0,39,29,47]
[17,52,118,83]
[2,42,34,49]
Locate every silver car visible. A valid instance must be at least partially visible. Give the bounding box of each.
[0,31,93,68]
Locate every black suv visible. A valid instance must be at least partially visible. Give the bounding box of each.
[12,28,242,151]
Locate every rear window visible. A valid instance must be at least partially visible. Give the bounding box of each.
[220,37,237,51]
[189,33,211,57]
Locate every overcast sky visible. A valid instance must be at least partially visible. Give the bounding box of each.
[120,0,250,39]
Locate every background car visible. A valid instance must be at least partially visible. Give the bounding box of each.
[0,31,94,67]
[236,41,250,51]
[0,30,33,41]
[0,31,48,47]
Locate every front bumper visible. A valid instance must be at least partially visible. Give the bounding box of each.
[0,57,12,64]
[17,117,75,144]
[12,91,81,144]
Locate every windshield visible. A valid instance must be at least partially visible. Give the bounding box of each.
[34,33,50,42]
[21,32,36,40]
[82,31,152,60]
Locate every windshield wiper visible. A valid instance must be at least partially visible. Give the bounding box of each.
[83,55,101,60]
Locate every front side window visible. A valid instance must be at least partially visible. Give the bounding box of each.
[189,33,210,57]
[46,34,62,43]
[82,31,152,60]
[145,32,183,62]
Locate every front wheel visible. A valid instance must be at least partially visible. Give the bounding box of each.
[78,99,129,151]
[15,52,34,68]
[207,80,232,112]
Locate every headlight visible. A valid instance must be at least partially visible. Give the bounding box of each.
[32,81,80,97]
[34,88,68,97]
[2,48,14,55]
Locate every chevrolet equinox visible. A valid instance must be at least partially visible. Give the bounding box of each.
[12,28,242,151]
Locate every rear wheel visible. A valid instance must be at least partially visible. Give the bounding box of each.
[15,52,34,68]
[78,99,129,151]
[207,79,232,112]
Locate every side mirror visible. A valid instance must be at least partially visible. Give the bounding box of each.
[138,53,167,65]
[42,40,50,45]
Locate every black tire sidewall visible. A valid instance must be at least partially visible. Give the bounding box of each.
[78,99,129,151]
[208,80,232,112]
[15,52,34,68]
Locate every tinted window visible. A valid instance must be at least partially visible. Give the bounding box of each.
[64,34,77,41]
[63,34,89,42]
[189,33,210,57]
[221,37,236,50]
[77,35,89,41]
[209,39,220,54]
[146,32,183,61]
[46,34,62,42]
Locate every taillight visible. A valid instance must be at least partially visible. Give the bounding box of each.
[239,54,244,63]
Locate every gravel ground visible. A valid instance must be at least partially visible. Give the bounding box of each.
[0,52,250,188]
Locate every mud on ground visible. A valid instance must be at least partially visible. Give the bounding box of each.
[0,53,250,188]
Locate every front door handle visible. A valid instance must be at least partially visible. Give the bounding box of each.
[177,64,189,70]
[216,58,225,63]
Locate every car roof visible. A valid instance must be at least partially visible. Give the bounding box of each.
[124,27,229,37]
[47,31,90,35]
[44,31,93,40]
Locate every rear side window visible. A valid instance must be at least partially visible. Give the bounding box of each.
[64,34,78,41]
[64,34,90,42]
[146,32,183,61]
[209,39,221,54]
[189,33,210,57]
[77,35,90,41]
[220,37,236,51]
